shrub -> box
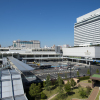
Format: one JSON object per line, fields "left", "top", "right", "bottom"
{"left": 86, "top": 86, "right": 91, "bottom": 92}
{"left": 86, "top": 86, "right": 92, "bottom": 96}
{"left": 57, "top": 93, "right": 68, "bottom": 100}
{"left": 88, "top": 79, "right": 91, "bottom": 83}
{"left": 41, "top": 92, "right": 46, "bottom": 99}
{"left": 78, "top": 76, "right": 90, "bottom": 81}
{"left": 79, "top": 88, "right": 86, "bottom": 98}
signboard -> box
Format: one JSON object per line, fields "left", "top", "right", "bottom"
{"left": 84, "top": 50, "right": 91, "bottom": 55}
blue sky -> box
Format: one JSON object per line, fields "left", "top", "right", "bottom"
{"left": 0, "top": 0, "right": 100, "bottom": 47}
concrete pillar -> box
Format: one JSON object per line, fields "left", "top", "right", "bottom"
{"left": 34, "top": 55, "right": 35, "bottom": 62}
{"left": 25, "top": 60, "right": 27, "bottom": 64}
{"left": 48, "top": 55, "right": 49, "bottom": 58}
{"left": 89, "top": 62, "right": 90, "bottom": 66}
{"left": 2, "top": 54, "right": 3, "bottom": 59}
{"left": 17, "top": 54, "right": 20, "bottom": 59}
{"left": 12, "top": 53, "right": 13, "bottom": 57}
{"left": 41, "top": 55, "right": 42, "bottom": 62}
{"left": 86, "top": 58, "right": 87, "bottom": 64}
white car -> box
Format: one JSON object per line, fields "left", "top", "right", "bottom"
{"left": 68, "top": 67, "right": 74, "bottom": 70}
{"left": 59, "top": 68, "right": 64, "bottom": 71}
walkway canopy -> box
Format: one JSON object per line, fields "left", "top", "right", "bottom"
{"left": 8, "top": 57, "right": 34, "bottom": 72}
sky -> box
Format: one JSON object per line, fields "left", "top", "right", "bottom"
{"left": 0, "top": 0, "right": 100, "bottom": 47}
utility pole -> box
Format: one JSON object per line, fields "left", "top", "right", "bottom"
{"left": 69, "top": 62, "right": 71, "bottom": 79}
{"left": 89, "top": 62, "right": 91, "bottom": 76}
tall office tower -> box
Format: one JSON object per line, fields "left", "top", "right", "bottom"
{"left": 13, "top": 40, "right": 40, "bottom": 48}
{"left": 74, "top": 8, "right": 100, "bottom": 46}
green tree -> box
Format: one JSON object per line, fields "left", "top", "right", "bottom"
{"left": 86, "top": 86, "right": 91, "bottom": 96}
{"left": 70, "top": 78, "right": 76, "bottom": 89}
{"left": 57, "top": 74, "right": 64, "bottom": 98}
{"left": 41, "top": 92, "right": 46, "bottom": 99}
{"left": 45, "top": 74, "right": 51, "bottom": 91}
{"left": 43, "top": 81, "right": 46, "bottom": 87}
{"left": 79, "top": 88, "right": 86, "bottom": 98}
{"left": 77, "top": 71, "right": 79, "bottom": 77}
{"left": 87, "top": 69, "right": 90, "bottom": 76}
{"left": 96, "top": 69, "right": 99, "bottom": 74}
{"left": 64, "top": 80, "right": 71, "bottom": 94}
{"left": 65, "top": 74, "right": 67, "bottom": 80}
{"left": 29, "top": 83, "right": 40, "bottom": 99}
{"left": 38, "top": 83, "right": 41, "bottom": 92}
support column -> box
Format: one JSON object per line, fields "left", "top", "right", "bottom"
{"left": 25, "top": 55, "right": 27, "bottom": 63}
{"left": 48, "top": 55, "right": 49, "bottom": 61}
{"left": 86, "top": 58, "right": 87, "bottom": 64}
{"left": 17, "top": 54, "right": 20, "bottom": 59}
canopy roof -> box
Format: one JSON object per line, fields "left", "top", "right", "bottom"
{"left": 8, "top": 57, "right": 34, "bottom": 72}
{"left": 90, "top": 74, "right": 100, "bottom": 80}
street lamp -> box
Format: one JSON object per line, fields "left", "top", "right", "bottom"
{"left": 89, "top": 61, "right": 91, "bottom": 76}
{"left": 68, "top": 61, "right": 71, "bottom": 79}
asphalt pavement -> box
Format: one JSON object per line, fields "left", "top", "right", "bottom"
{"left": 32, "top": 61, "right": 100, "bottom": 81}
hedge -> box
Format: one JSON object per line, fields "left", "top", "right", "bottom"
{"left": 78, "top": 76, "right": 90, "bottom": 81}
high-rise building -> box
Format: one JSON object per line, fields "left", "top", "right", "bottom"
{"left": 13, "top": 40, "right": 40, "bottom": 48}
{"left": 74, "top": 8, "right": 100, "bottom": 46}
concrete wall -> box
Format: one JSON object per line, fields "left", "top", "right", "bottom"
{"left": 95, "top": 47, "right": 100, "bottom": 58}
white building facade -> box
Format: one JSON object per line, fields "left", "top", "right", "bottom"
{"left": 74, "top": 8, "right": 100, "bottom": 46}
{"left": 62, "top": 47, "right": 100, "bottom": 60}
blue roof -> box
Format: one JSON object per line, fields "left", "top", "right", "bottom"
{"left": 8, "top": 57, "right": 34, "bottom": 72}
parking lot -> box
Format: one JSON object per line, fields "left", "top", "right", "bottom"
{"left": 31, "top": 61, "right": 100, "bottom": 81}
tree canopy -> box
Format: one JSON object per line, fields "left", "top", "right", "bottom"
{"left": 45, "top": 74, "right": 51, "bottom": 91}
{"left": 64, "top": 80, "right": 71, "bottom": 94}
{"left": 29, "top": 83, "right": 40, "bottom": 98}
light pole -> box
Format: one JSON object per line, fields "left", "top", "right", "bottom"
{"left": 68, "top": 62, "right": 71, "bottom": 79}
{"left": 89, "top": 61, "right": 91, "bottom": 76}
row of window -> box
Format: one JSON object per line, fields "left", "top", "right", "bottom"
{"left": 74, "top": 33, "right": 100, "bottom": 36}
{"left": 75, "top": 27, "right": 99, "bottom": 31}
{"left": 74, "top": 28, "right": 100, "bottom": 32}
{"left": 75, "top": 16, "right": 100, "bottom": 26}
{"left": 74, "top": 32, "right": 100, "bottom": 35}
{"left": 75, "top": 23, "right": 100, "bottom": 29}
{"left": 76, "top": 21, "right": 100, "bottom": 26}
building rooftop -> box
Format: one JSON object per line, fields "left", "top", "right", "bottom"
{"left": 0, "top": 69, "right": 27, "bottom": 100}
